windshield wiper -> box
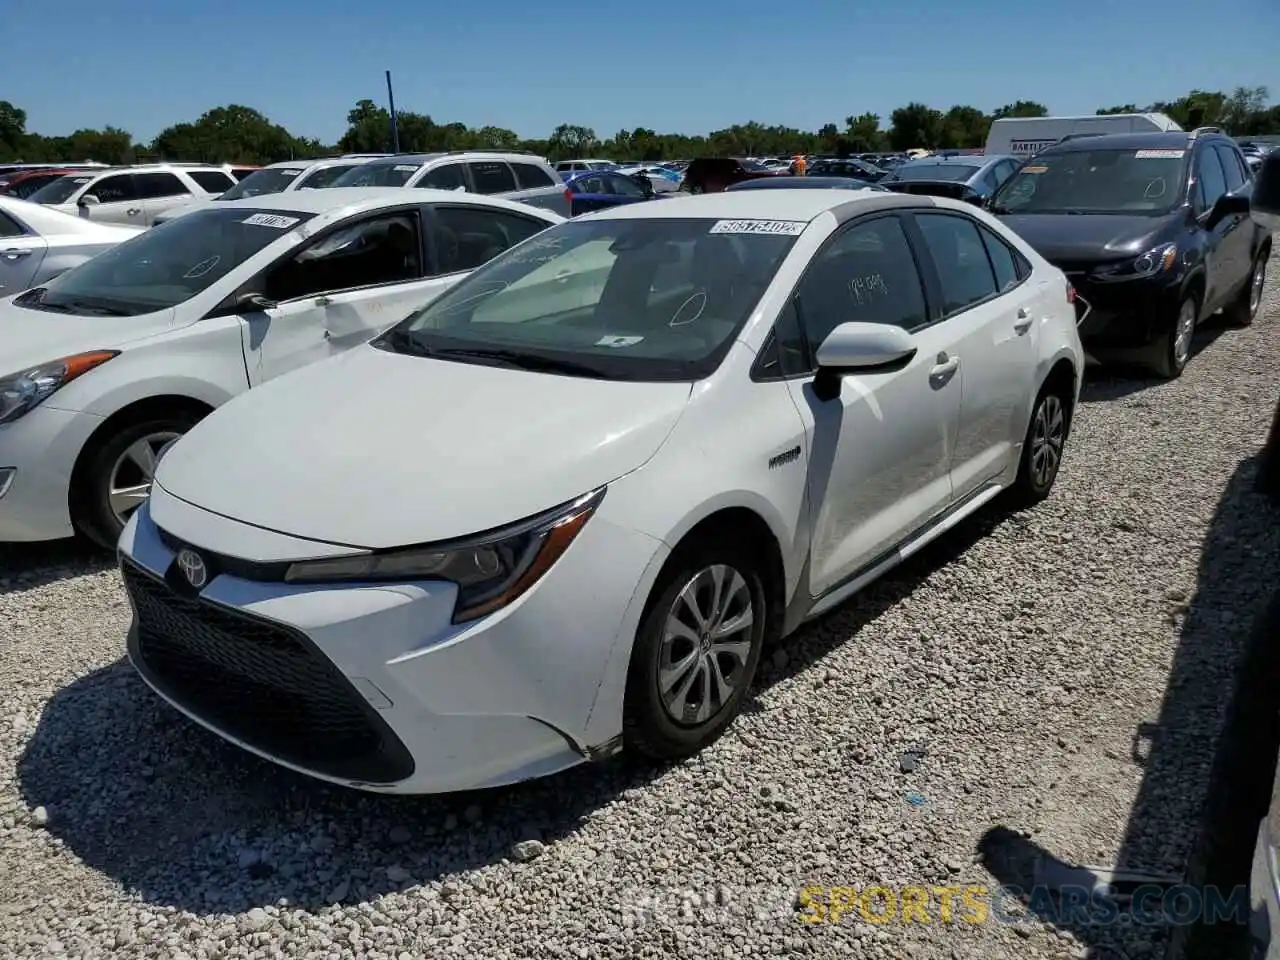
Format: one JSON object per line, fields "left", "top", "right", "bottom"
{"left": 63, "top": 300, "right": 132, "bottom": 316}
{"left": 431, "top": 347, "right": 610, "bottom": 378}
{"left": 373, "top": 327, "right": 433, "bottom": 357}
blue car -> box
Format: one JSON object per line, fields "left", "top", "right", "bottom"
{"left": 879, "top": 153, "right": 1023, "bottom": 205}
{"left": 563, "top": 170, "right": 660, "bottom": 216}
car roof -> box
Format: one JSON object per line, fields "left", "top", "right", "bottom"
{"left": 576, "top": 189, "right": 922, "bottom": 222}
{"left": 203, "top": 186, "right": 566, "bottom": 220}
{"left": 1040, "top": 131, "right": 1195, "bottom": 153}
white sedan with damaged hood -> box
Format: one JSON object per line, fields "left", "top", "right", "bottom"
{"left": 0, "top": 187, "right": 562, "bottom": 547}
{"left": 119, "top": 189, "right": 1083, "bottom": 794}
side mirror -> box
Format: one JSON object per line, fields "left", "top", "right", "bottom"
{"left": 634, "top": 175, "right": 655, "bottom": 197}
{"left": 1215, "top": 191, "right": 1250, "bottom": 218}
{"left": 1251, "top": 151, "right": 1280, "bottom": 232}
{"left": 815, "top": 322, "right": 917, "bottom": 372}
{"left": 232, "top": 291, "right": 278, "bottom": 312}
{"left": 78, "top": 194, "right": 100, "bottom": 207}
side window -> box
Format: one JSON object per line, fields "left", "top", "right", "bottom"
{"left": 133, "top": 173, "right": 190, "bottom": 200}
{"left": 610, "top": 175, "right": 647, "bottom": 198}
{"left": 1214, "top": 145, "right": 1246, "bottom": 193}
{"left": 996, "top": 159, "right": 1020, "bottom": 182}
{"left": 1195, "top": 148, "right": 1227, "bottom": 212}
{"left": 510, "top": 163, "right": 556, "bottom": 189}
{"left": 1012, "top": 247, "right": 1032, "bottom": 281}
{"left": 418, "top": 163, "right": 467, "bottom": 191}
{"left": 188, "top": 170, "right": 236, "bottom": 193}
{"left": 978, "top": 225, "right": 1020, "bottom": 292}
{"left": 914, "top": 213, "right": 998, "bottom": 315}
{"left": 0, "top": 210, "right": 24, "bottom": 237}
{"left": 753, "top": 300, "right": 812, "bottom": 379}
{"left": 298, "top": 164, "right": 356, "bottom": 189}
{"left": 433, "top": 206, "right": 548, "bottom": 274}
{"left": 578, "top": 175, "right": 609, "bottom": 195}
{"left": 91, "top": 174, "right": 137, "bottom": 203}
{"left": 263, "top": 213, "right": 422, "bottom": 301}
{"left": 977, "top": 168, "right": 999, "bottom": 194}
{"left": 467, "top": 161, "right": 517, "bottom": 194}
{"left": 794, "top": 215, "right": 928, "bottom": 348}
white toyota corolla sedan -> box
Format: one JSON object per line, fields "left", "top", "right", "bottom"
{"left": 119, "top": 190, "right": 1084, "bottom": 794}
{"left": 0, "top": 188, "right": 562, "bottom": 548}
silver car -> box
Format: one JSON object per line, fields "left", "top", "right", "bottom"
{"left": 880, "top": 154, "right": 1024, "bottom": 204}
{"left": 0, "top": 195, "right": 140, "bottom": 298}
{"left": 332, "top": 152, "right": 572, "bottom": 217}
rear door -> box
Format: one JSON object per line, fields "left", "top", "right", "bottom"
{"left": 906, "top": 210, "right": 1037, "bottom": 497}
{"left": 0, "top": 208, "right": 46, "bottom": 295}
{"left": 132, "top": 172, "right": 195, "bottom": 225}
{"left": 241, "top": 207, "right": 434, "bottom": 384}
{"left": 507, "top": 160, "right": 570, "bottom": 216}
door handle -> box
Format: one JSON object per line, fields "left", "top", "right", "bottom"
{"left": 314, "top": 295, "right": 333, "bottom": 307}
{"left": 127, "top": 208, "right": 140, "bottom": 216}
{"left": 2, "top": 248, "right": 32, "bottom": 260}
{"left": 1013, "top": 307, "right": 1033, "bottom": 334}
{"left": 930, "top": 352, "right": 960, "bottom": 379}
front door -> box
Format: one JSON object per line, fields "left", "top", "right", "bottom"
{"left": 907, "top": 210, "right": 1037, "bottom": 496}
{"left": 783, "top": 213, "right": 962, "bottom": 597}
{"left": 0, "top": 209, "right": 46, "bottom": 295}
{"left": 81, "top": 173, "right": 146, "bottom": 226}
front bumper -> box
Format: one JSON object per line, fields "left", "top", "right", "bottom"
{"left": 0, "top": 405, "right": 103, "bottom": 542}
{"left": 1063, "top": 270, "right": 1183, "bottom": 349}
{"left": 118, "top": 492, "right": 665, "bottom": 794}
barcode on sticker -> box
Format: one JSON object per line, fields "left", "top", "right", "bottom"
{"left": 1135, "top": 150, "right": 1184, "bottom": 159}
{"left": 394, "top": 164, "right": 419, "bottom": 172}
{"left": 709, "top": 219, "right": 806, "bottom": 236}
{"left": 241, "top": 213, "right": 300, "bottom": 229}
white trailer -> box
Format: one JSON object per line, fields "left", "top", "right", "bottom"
{"left": 984, "top": 113, "right": 1182, "bottom": 157}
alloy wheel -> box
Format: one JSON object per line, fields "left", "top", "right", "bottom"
{"left": 1030, "top": 394, "right": 1066, "bottom": 489}
{"left": 657, "top": 564, "right": 755, "bottom": 726}
{"left": 1250, "top": 257, "right": 1268, "bottom": 319}
{"left": 1173, "top": 298, "right": 1196, "bottom": 368}
{"left": 107, "top": 431, "right": 181, "bottom": 527}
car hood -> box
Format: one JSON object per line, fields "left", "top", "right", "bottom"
{"left": 997, "top": 213, "right": 1178, "bottom": 265}
{"left": 154, "top": 344, "right": 694, "bottom": 549}
{"left": 0, "top": 300, "right": 175, "bottom": 375}
{"left": 155, "top": 200, "right": 213, "bottom": 222}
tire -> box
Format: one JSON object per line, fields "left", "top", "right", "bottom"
{"left": 1146, "top": 294, "right": 1198, "bottom": 380}
{"left": 1225, "top": 248, "right": 1269, "bottom": 328}
{"left": 73, "top": 411, "right": 203, "bottom": 550}
{"left": 623, "top": 543, "right": 768, "bottom": 761}
{"left": 1010, "top": 381, "right": 1071, "bottom": 507}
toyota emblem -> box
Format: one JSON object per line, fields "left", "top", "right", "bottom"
{"left": 175, "top": 549, "right": 208, "bottom": 589}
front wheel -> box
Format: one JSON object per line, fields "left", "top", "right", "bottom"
{"left": 624, "top": 546, "right": 767, "bottom": 761}
{"left": 1147, "top": 295, "right": 1197, "bottom": 380}
{"left": 73, "top": 413, "right": 201, "bottom": 550}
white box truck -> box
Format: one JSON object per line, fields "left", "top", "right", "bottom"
{"left": 985, "top": 113, "right": 1183, "bottom": 157}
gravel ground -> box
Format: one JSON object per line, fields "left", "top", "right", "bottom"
{"left": 1, "top": 252, "right": 1278, "bottom": 960}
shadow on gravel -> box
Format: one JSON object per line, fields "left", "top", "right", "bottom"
{"left": 1077, "top": 324, "right": 1231, "bottom": 405}
{"left": 14, "top": 489, "right": 1031, "bottom": 916}
{"left": 977, "top": 455, "right": 1280, "bottom": 960}
{"left": 0, "top": 538, "right": 111, "bottom": 595}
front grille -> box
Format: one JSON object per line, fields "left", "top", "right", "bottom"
{"left": 123, "top": 558, "right": 414, "bottom": 784}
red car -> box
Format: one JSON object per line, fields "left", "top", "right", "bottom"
{"left": 0, "top": 166, "right": 100, "bottom": 199}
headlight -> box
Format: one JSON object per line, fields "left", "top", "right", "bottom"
{"left": 1093, "top": 242, "right": 1179, "bottom": 282}
{"left": 0, "top": 351, "right": 119, "bottom": 425}
{"left": 283, "top": 487, "right": 606, "bottom": 623}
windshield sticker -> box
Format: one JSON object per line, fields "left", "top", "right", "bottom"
{"left": 595, "top": 335, "right": 645, "bottom": 348}
{"left": 1020, "top": 165, "right": 1048, "bottom": 174}
{"left": 281, "top": 169, "right": 303, "bottom": 176}
{"left": 1135, "top": 149, "right": 1185, "bottom": 160}
{"left": 72, "top": 177, "right": 94, "bottom": 184}
{"left": 394, "top": 164, "right": 419, "bottom": 172}
{"left": 709, "top": 219, "right": 806, "bottom": 236}
{"left": 241, "top": 213, "right": 301, "bottom": 229}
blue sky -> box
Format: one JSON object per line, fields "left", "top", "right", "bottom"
{"left": 5, "top": 0, "right": 1278, "bottom": 144}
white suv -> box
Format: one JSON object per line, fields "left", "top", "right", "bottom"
{"left": 152, "top": 156, "right": 390, "bottom": 226}
{"left": 332, "top": 152, "right": 571, "bottom": 217}
{"left": 25, "top": 164, "right": 240, "bottom": 226}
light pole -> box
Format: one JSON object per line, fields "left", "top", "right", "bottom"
{"left": 385, "top": 70, "right": 401, "bottom": 154}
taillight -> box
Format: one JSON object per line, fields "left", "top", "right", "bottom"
{"left": 1065, "top": 280, "right": 1076, "bottom": 304}
{"left": 564, "top": 187, "right": 573, "bottom": 207}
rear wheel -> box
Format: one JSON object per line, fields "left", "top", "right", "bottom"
{"left": 73, "top": 412, "right": 202, "bottom": 550}
{"left": 1147, "top": 295, "right": 1197, "bottom": 380}
{"left": 624, "top": 544, "right": 767, "bottom": 761}
{"left": 1010, "top": 381, "right": 1071, "bottom": 506}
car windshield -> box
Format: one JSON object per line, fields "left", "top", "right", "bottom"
{"left": 739, "top": 159, "right": 768, "bottom": 171}
{"left": 382, "top": 217, "right": 801, "bottom": 381}
{"left": 992, "top": 148, "right": 1188, "bottom": 215}
{"left": 13, "top": 206, "right": 317, "bottom": 317}
{"left": 218, "top": 166, "right": 306, "bottom": 200}
{"left": 331, "top": 162, "right": 421, "bottom": 187}
{"left": 887, "top": 163, "right": 978, "bottom": 183}
{"left": 27, "top": 174, "right": 97, "bottom": 205}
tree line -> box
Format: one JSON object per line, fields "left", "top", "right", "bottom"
{"left": 1, "top": 87, "right": 1277, "bottom": 168}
